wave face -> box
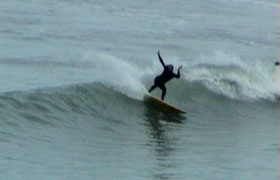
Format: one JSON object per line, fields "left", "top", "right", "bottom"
{"left": 0, "top": 83, "right": 142, "bottom": 126}
{"left": 0, "top": 50, "right": 279, "bottom": 132}
{"left": 0, "top": 77, "right": 278, "bottom": 126}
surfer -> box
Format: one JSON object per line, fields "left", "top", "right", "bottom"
{"left": 148, "top": 51, "right": 183, "bottom": 100}
{"left": 275, "top": 61, "right": 279, "bottom": 66}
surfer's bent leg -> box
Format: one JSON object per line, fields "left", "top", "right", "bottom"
{"left": 149, "top": 85, "right": 157, "bottom": 93}
{"left": 149, "top": 77, "right": 160, "bottom": 93}
{"left": 159, "top": 84, "right": 166, "bottom": 100}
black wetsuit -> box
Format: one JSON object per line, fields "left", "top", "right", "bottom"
{"left": 149, "top": 53, "right": 180, "bottom": 100}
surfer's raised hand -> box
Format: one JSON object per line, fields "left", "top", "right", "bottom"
{"left": 178, "top": 65, "right": 183, "bottom": 70}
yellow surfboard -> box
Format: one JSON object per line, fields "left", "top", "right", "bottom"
{"left": 143, "top": 94, "right": 186, "bottom": 114}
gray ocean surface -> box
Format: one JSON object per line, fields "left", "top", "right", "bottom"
{"left": 0, "top": 0, "right": 279, "bottom": 179}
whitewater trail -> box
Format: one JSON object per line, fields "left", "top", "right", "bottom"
{"left": 82, "top": 50, "right": 279, "bottom": 101}
{"left": 185, "top": 51, "right": 279, "bottom": 100}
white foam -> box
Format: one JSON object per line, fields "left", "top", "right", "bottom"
{"left": 81, "top": 50, "right": 279, "bottom": 101}
{"left": 186, "top": 51, "right": 279, "bottom": 100}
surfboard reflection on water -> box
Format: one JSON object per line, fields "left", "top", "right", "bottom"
{"left": 143, "top": 97, "right": 187, "bottom": 145}
{"left": 142, "top": 100, "right": 186, "bottom": 180}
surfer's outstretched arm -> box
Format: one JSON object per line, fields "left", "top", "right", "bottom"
{"left": 158, "top": 51, "right": 165, "bottom": 67}
{"left": 174, "top": 66, "right": 183, "bottom": 78}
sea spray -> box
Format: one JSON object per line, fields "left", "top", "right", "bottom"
{"left": 186, "top": 51, "right": 278, "bottom": 100}
{"left": 83, "top": 51, "right": 149, "bottom": 99}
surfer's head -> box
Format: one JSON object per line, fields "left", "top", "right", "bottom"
{"left": 167, "top": 64, "right": 174, "bottom": 71}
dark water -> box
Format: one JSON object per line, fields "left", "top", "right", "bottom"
{"left": 0, "top": 82, "right": 278, "bottom": 180}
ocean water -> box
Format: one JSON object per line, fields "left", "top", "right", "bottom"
{"left": 0, "top": 0, "right": 279, "bottom": 179}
